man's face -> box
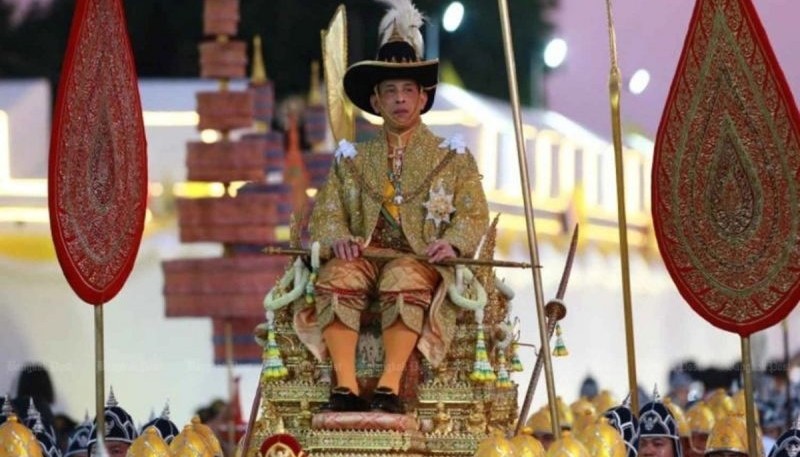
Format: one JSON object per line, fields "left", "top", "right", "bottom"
{"left": 638, "top": 436, "right": 675, "bottom": 457}
{"left": 370, "top": 79, "right": 427, "bottom": 130}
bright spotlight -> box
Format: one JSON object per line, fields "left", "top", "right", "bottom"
{"left": 442, "top": 2, "right": 465, "bottom": 32}
{"left": 543, "top": 38, "right": 567, "bottom": 69}
{"left": 628, "top": 69, "right": 651, "bottom": 94}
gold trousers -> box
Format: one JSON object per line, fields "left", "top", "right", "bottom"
{"left": 314, "top": 251, "right": 441, "bottom": 334}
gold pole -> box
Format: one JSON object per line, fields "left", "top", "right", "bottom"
{"left": 497, "top": 0, "right": 560, "bottom": 434}
{"left": 741, "top": 337, "right": 759, "bottom": 457}
{"left": 225, "top": 319, "right": 236, "bottom": 450}
{"left": 604, "top": 0, "right": 639, "bottom": 412}
{"left": 94, "top": 305, "right": 105, "bottom": 441}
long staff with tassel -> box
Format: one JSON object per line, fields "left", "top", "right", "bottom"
{"left": 604, "top": 0, "right": 639, "bottom": 413}
{"left": 496, "top": 0, "right": 560, "bottom": 435}
{"left": 514, "top": 225, "right": 578, "bottom": 436}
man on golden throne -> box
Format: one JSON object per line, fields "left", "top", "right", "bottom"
{"left": 293, "top": 0, "right": 489, "bottom": 415}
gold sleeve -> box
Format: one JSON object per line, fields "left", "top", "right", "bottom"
{"left": 309, "top": 159, "right": 352, "bottom": 255}
{"left": 440, "top": 149, "right": 489, "bottom": 257}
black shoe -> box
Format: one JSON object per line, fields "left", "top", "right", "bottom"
{"left": 323, "top": 387, "right": 370, "bottom": 412}
{"left": 370, "top": 386, "right": 406, "bottom": 414}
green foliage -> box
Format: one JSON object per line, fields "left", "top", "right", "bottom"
{"left": 0, "top": 0, "right": 556, "bottom": 106}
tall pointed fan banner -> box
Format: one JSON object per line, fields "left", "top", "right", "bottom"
{"left": 48, "top": 0, "right": 147, "bottom": 305}
{"left": 652, "top": 0, "right": 800, "bottom": 336}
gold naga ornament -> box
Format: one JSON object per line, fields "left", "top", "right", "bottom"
{"left": 0, "top": 415, "right": 43, "bottom": 457}
{"left": 127, "top": 426, "right": 172, "bottom": 457}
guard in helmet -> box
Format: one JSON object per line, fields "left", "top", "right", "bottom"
{"left": 685, "top": 401, "right": 715, "bottom": 457}
{"left": 637, "top": 389, "right": 683, "bottom": 457}
{"left": 768, "top": 418, "right": 800, "bottom": 457}
{"left": 525, "top": 397, "right": 573, "bottom": 450}
{"left": 86, "top": 388, "right": 137, "bottom": 457}
{"left": 64, "top": 413, "right": 92, "bottom": 457}
{"left": 665, "top": 397, "right": 691, "bottom": 457}
{"left": 139, "top": 402, "right": 179, "bottom": 444}
{"left": 603, "top": 395, "right": 639, "bottom": 457}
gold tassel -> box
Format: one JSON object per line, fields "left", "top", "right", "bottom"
{"left": 552, "top": 323, "right": 569, "bottom": 357}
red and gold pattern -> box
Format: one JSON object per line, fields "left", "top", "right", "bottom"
{"left": 48, "top": 0, "right": 147, "bottom": 305}
{"left": 653, "top": 0, "right": 800, "bottom": 335}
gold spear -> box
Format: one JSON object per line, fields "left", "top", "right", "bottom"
{"left": 497, "top": 0, "right": 561, "bottom": 435}
{"left": 604, "top": 0, "right": 639, "bottom": 412}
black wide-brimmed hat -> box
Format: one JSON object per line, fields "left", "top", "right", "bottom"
{"left": 343, "top": 0, "right": 438, "bottom": 115}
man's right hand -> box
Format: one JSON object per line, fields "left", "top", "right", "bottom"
{"left": 332, "top": 238, "right": 362, "bottom": 261}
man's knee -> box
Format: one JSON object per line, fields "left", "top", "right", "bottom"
{"left": 315, "top": 257, "right": 377, "bottom": 332}
{"left": 378, "top": 256, "right": 440, "bottom": 295}
{"left": 379, "top": 295, "right": 426, "bottom": 334}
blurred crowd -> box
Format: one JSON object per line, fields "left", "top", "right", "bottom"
{"left": 0, "top": 363, "right": 238, "bottom": 457}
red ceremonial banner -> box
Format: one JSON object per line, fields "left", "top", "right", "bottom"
{"left": 48, "top": 0, "right": 147, "bottom": 305}
{"left": 653, "top": 0, "right": 800, "bottom": 336}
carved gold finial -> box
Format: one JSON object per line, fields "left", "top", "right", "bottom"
{"left": 308, "top": 60, "right": 323, "bottom": 106}
{"left": 251, "top": 35, "right": 268, "bottom": 84}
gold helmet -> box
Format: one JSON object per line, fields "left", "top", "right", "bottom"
{"left": 570, "top": 398, "right": 597, "bottom": 435}
{"left": 169, "top": 425, "right": 214, "bottom": 457}
{"left": 592, "top": 391, "right": 617, "bottom": 415}
{"left": 558, "top": 398, "right": 574, "bottom": 430}
{"left": 704, "top": 414, "right": 763, "bottom": 456}
{"left": 511, "top": 433, "right": 546, "bottom": 457}
{"left": 0, "top": 413, "right": 42, "bottom": 457}
{"left": 545, "top": 432, "right": 590, "bottom": 457}
{"left": 127, "top": 426, "right": 171, "bottom": 457}
{"left": 704, "top": 388, "right": 734, "bottom": 421}
{"left": 475, "top": 431, "right": 518, "bottom": 457}
{"left": 189, "top": 416, "right": 223, "bottom": 457}
{"left": 729, "top": 389, "right": 758, "bottom": 424}
{"left": 580, "top": 418, "right": 626, "bottom": 457}
{"left": 526, "top": 401, "right": 572, "bottom": 435}
{"left": 0, "top": 415, "right": 43, "bottom": 457}
{"left": 686, "top": 401, "right": 715, "bottom": 435}
{"left": 663, "top": 397, "right": 690, "bottom": 438}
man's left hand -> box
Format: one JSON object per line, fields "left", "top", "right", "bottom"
{"left": 426, "top": 239, "right": 457, "bottom": 264}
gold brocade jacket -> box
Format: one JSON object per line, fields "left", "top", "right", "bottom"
{"left": 310, "top": 124, "right": 489, "bottom": 257}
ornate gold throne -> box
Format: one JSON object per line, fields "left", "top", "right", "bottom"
{"left": 249, "top": 221, "right": 521, "bottom": 457}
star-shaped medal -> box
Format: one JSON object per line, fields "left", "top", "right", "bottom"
{"left": 423, "top": 180, "right": 456, "bottom": 229}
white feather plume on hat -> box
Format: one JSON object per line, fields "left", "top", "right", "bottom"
{"left": 377, "top": 0, "right": 425, "bottom": 59}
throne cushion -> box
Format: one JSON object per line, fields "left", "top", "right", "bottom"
{"left": 312, "top": 411, "right": 420, "bottom": 431}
